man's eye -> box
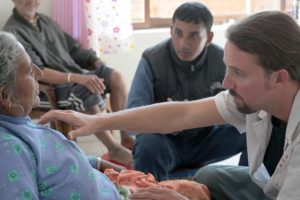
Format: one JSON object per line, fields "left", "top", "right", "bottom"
{"left": 226, "top": 67, "right": 244, "bottom": 77}
{"left": 233, "top": 69, "right": 244, "bottom": 76}
{"left": 190, "top": 33, "right": 198, "bottom": 38}
{"left": 175, "top": 30, "right": 182, "bottom": 36}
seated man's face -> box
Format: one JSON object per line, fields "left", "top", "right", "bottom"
{"left": 171, "top": 19, "right": 213, "bottom": 62}
{"left": 13, "top": 0, "right": 40, "bottom": 21}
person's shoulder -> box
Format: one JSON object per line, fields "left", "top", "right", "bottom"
{"left": 0, "top": 130, "right": 25, "bottom": 145}
{"left": 208, "top": 43, "right": 224, "bottom": 53}
{"left": 143, "top": 38, "right": 171, "bottom": 57}
{"left": 3, "top": 14, "right": 18, "bottom": 30}
{"left": 37, "top": 13, "right": 56, "bottom": 24}
{"left": 207, "top": 43, "right": 225, "bottom": 58}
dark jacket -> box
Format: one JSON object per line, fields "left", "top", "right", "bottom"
{"left": 142, "top": 38, "right": 226, "bottom": 103}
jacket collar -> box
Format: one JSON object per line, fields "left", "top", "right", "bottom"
{"left": 12, "top": 8, "right": 39, "bottom": 29}
{"left": 170, "top": 40, "right": 208, "bottom": 73}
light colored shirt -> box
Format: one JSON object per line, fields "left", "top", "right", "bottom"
{"left": 214, "top": 90, "right": 300, "bottom": 200}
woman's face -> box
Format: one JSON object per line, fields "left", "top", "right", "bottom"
{"left": 13, "top": 46, "right": 43, "bottom": 116}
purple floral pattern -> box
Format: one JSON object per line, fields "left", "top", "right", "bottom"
{"left": 84, "top": 0, "right": 135, "bottom": 54}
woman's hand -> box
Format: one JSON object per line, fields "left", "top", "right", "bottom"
{"left": 129, "top": 187, "right": 188, "bottom": 200}
{"left": 38, "top": 110, "right": 100, "bottom": 139}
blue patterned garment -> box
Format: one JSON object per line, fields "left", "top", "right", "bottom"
{"left": 0, "top": 114, "right": 119, "bottom": 200}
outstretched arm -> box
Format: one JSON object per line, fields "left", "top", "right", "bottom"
{"left": 39, "top": 97, "right": 225, "bottom": 139}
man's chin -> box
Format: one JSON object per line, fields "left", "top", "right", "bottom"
{"left": 236, "top": 104, "right": 255, "bottom": 114}
{"left": 233, "top": 97, "right": 255, "bottom": 114}
{"left": 178, "top": 53, "right": 194, "bottom": 62}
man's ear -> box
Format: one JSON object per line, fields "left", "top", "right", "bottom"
{"left": 270, "top": 69, "right": 290, "bottom": 86}
{"left": 206, "top": 31, "right": 214, "bottom": 46}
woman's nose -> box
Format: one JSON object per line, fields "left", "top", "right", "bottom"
{"left": 33, "top": 64, "right": 43, "bottom": 80}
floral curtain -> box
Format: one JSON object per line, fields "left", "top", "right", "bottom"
{"left": 52, "top": 0, "right": 134, "bottom": 54}
{"left": 52, "top": 0, "right": 88, "bottom": 47}
{"left": 84, "top": 0, "right": 135, "bottom": 54}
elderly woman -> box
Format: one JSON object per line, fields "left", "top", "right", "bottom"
{"left": 0, "top": 32, "right": 119, "bottom": 199}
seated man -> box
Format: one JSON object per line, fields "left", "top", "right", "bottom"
{"left": 3, "top": 0, "right": 134, "bottom": 165}
{"left": 0, "top": 31, "right": 120, "bottom": 199}
{"left": 128, "top": 2, "right": 247, "bottom": 180}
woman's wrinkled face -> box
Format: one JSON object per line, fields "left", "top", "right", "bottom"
{"left": 13, "top": 0, "right": 40, "bottom": 21}
{"left": 14, "top": 46, "right": 43, "bottom": 116}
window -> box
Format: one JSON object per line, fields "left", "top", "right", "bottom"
{"left": 131, "top": 0, "right": 294, "bottom": 29}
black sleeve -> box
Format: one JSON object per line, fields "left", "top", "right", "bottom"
{"left": 64, "top": 32, "right": 98, "bottom": 70}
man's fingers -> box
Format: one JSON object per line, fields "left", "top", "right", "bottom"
{"left": 38, "top": 110, "right": 74, "bottom": 125}
{"left": 94, "top": 77, "right": 105, "bottom": 94}
{"left": 38, "top": 110, "right": 60, "bottom": 124}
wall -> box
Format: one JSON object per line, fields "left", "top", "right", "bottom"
{"left": 0, "top": 0, "right": 227, "bottom": 88}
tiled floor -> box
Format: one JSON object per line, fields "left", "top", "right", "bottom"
{"left": 77, "top": 134, "right": 113, "bottom": 157}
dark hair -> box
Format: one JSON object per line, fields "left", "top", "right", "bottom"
{"left": 226, "top": 11, "right": 300, "bottom": 84}
{"left": 172, "top": 2, "right": 213, "bottom": 32}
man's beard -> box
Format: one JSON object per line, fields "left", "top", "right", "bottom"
{"left": 229, "top": 89, "right": 255, "bottom": 114}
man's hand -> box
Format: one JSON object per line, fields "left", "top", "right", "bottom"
{"left": 72, "top": 73, "right": 106, "bottom": 95}
{"left": 93, "top": 58, "right": 105, "bottom": 69}
{"left": 38, "top": 110, "right": 100, "bottom": 140}
{"left": 129, "top": 187, "right": 188, "bottom": 200}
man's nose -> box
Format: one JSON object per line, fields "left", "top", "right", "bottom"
{"left": 178, "top": 37, "right": 190, "bottom": 49}
{"left": 222, "top": 73, "right": 233, "bottom": 90}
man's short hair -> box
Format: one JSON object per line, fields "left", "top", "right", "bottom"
{"left": 172, "top": 2, "right": 213, "bottom": 32}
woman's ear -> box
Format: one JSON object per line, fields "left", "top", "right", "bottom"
{"left": 0, "top": 86, "right": 10, "bottom": 108}
{"left": 0, "top": 87, "right": 6, "bottom": 100}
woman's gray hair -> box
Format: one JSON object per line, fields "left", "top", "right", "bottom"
{"left": 0, "top": 31, "right": 23, "bottom": 104}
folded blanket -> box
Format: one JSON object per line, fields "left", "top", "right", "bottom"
{"left": 104, "top": 168, "right": 211, "bottom": 200}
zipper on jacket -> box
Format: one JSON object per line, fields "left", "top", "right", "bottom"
{"left": 191, "top": 65, "right": 195, "bottom": 72}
